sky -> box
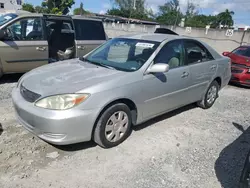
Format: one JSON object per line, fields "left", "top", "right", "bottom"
{"left": 25, "top": 0, "right": 250, "bottom": 26}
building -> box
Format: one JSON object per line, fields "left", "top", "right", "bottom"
{"left": 0, "top": 0, "right": 22, "bottom": 15}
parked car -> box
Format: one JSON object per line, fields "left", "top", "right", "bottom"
{"left": 12, "top": 34, "right": 231, "bottom": 148}
{"left": 0, "top": 13, "right": 107, "bottom": 78}
{"left": 223, "top": 46, "right": 250, "bottom": 87}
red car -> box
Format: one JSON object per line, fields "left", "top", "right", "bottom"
{"left": 223, "top": 46, "right": 250, "bottom": 87}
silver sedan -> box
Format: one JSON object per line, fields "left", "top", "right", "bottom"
{"left": 12, "top": 34, "right": 231, "bottom": 148}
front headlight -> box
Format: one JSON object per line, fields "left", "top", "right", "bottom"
{"left": 35, "top": 94, "right": 89, "bottom": 110}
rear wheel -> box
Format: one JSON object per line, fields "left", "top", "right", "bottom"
{"left": 94, "top": 103, "right": 132, "bottom": 148}
{"left": 197, "top": 80, "right": 219, "bottom": 109}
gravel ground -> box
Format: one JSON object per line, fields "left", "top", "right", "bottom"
{"left": 0, "top": 74, "right": 249, "bottom": 188}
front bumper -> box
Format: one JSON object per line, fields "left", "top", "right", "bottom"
{"left": 231, "top": 72, "right": 250, "bottom": 86}
{"left": 12, "top": 88, "right": 101, "bottom": 145}
{"left": 230, "top": 65, "right": 250, "bottom": 86}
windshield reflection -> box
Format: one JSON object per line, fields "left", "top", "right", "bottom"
{"left": 0, "top": 13, "right": 18, "bottom": 26}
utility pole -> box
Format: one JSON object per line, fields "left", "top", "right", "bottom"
{"left": 129, "top": 0, "right": 136, "bottom": 23}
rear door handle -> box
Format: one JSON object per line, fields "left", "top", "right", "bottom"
{"left": 181, "top": 72, "right": 189, "bottom": 78}
{"left": 36, "top": 47, "right": 46, "bottom": 51}
{"left": 77, "top": 46, "right": 85, "bottom": 50}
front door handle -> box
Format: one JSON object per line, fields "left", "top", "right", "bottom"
{"left": 181, "top": 72, "right": 189, "bottom": 78}
{"left": 210, "top": 65, "right": 217, "bottom": 70}
{"left": 77, "top": 46, "right": 85, "bottom": 50}
{"left": 36, "top": 47, "right": 46, "bottom": 51}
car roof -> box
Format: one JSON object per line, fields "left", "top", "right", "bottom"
{"left": 119, "top": 33, "right": 222, "bottom": 59}
{"left": 239, "top": 45, "right": 250, "bottom": 48}
{"left": 14, "top": 12, "right": 101, "bottom": 22}
{"left": 120, "top": 33, "right": 186, "bottom": 42}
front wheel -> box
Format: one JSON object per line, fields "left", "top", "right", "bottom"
{"left": 197, "top": 80, "right": 219, "bottom": 109}
{"left": 93, "top": 103, "right": 132, "bottom": 148}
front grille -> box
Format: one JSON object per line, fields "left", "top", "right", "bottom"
{"left": 231, "top": 76, "right": 239, "bottom": 82}
{"left": 231, "top": 63, "right": 249, "bottom": 69}
{"left": 231, "top": 69, "right": 244, "bottom": 74}
{"left": 20, "top": 84, "right": 41, "bottom": 103}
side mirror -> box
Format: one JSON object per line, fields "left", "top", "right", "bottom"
{"left": 222, "top": 51, "right": 230, "bottom": 56}
{"left": 0, "top": 30, "right": 6, "bottom": 40}
{"left": 147, "top": 63, "right": 169, "bottom": 73}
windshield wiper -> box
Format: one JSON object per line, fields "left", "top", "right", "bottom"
{"left": 98, "top": 63, "right": 117, "bottom": 70}
{"left": 79, "top": 57, "right": 117, "bottom": 70}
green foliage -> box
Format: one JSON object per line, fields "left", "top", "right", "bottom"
{"left": 108, "top": 0, "right": 155, "bottom": 20}
{"left": 157, "top": 10, "right": 182, "bottom": 25}
{"left": 73, "top": 2, "right": 91, "bottom": 15}
{"left": 22, "top": 3, "right": 35, "bottom": 13}
{"left": 185, "top": 9, "right": 234, "bottom": 28}
{"left": 185, "top": 15, "right": 217, "bottom": 28}
{"left": 23, "top": 0, "right": 75, "bottom": 15}
{"left": 216, "top": 9, "right": 234, "bottom": 28}
{"left": 43, "top": 0, "right": 75, "bottom": 15}
{"left": 157, "top": 0, "right": 182, "bottom": 25}
{"left": 34, "top": 6, "right": 50, "bottom": 13}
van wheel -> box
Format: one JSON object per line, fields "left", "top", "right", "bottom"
{"left": 94, "top": 103, "right": 132, "bottom": 148}
{"left": 197, "top": 80, "right": 219, "bottom": 109}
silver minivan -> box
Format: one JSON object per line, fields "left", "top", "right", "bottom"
{"left": 0, "top": 13, "right": 107, "bottom": 78}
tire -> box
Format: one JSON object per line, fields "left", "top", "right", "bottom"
{"left": 94, "top": 103, "right": 132, "bottom": 148}
{"left": 197, "top": 80, "right": 219, "bottom": 109}
{"left": 0, "top": 67, "right": 3, "bottom": 79}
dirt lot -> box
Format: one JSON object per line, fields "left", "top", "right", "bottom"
{"left": 0, "top": 74, "right": 249, "bottom": 188}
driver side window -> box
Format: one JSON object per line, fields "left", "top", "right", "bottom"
{"left": 5, "top": 18, "right": 43, "bottom": 41}
{"left": 154, "top": 40, "right": 185, "bottom": 69}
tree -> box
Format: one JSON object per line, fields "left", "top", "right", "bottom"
{"left": 73, "top": 2, "right": 91, "bottom": 15}
{"left": 22, "top": 3, "right": 35, "bottom": 13}
{"left": 156, "top": 0, "right": 183, "bottom": 26}
{"left": 185, "top": 15, "right": 217, "bottom": 28}
{"left": 159, "top": 0, "right": 179, "bottom": 13}
{"left": 185, "top": 1, "right": 197, "bottom": 18}
{"left": 34, "top": 6, "right": 49, "bottom": 13}
{"left": 42, "top": 0, "right": 75, "bottom": 15}
{"left": 216, "top": 9, "right": 234, "bottom": 28}
{"left": 108, "top": 0, "right": 151, "bottom": 20}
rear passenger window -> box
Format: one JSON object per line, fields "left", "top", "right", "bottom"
{"left": 73, "top": 19, "right": 106, "bottom": 40}
{"left": 184, "top": 40, "right": 214, "bottom": 64}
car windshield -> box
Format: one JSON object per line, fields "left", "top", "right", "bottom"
{"left": 232, "top": 47, "right": 250, "bottom": 57}
{"left": 0, "top": 13, "right": 18, "bottom": 26}
{"left": 85, "top": 38, "right": 160, "bottom": 72}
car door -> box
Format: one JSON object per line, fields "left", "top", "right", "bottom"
{"left": 183, "top": 39, "right": 217, "bottom": 102}
{"left": 141, "top": 39, "right": 192, "bottom": 119}
{"left": 0, "top": 16, "right": 48, "bottom": 73}
{"left": 73, "top": 18, "right": 107, "bottom": 57}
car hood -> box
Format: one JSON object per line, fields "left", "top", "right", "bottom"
{"left": 21, "top": 59, "right": 128, "bottom": 96}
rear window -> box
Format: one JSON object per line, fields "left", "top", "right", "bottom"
{"left": 73, "top": 19, "right": 106, "bottom": 40}
{"left": 232, "top": 47, "right": 250, "bottom": 57}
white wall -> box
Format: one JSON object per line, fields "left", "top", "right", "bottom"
{"left": 0, "top": 0, "right": 22, "bottom": 14}
{"left": 104, "top": 23, "right": 250, "bottom": 53}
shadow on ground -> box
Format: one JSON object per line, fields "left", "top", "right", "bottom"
{"left": 229, "top": 82, "right": 250, "bottom": 89}
{"left": 134, "top": 103, "right": 197, "bottom": 131}
{"left": 53, "top": 141, "right": 97, "bottom": 152}
{"left": 215, "top": 122, "right": 250, "bottom": 188}
{"left": 0, "top": 123, "right": 3, "bottom": 136}
{"left": 56, "top": 104, "right": 197, "bottom": 152}
{"left": 0, "top": 73, "right": 23, "bottom": 84}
